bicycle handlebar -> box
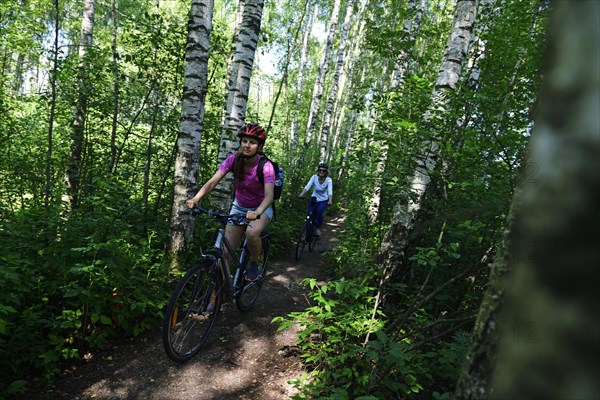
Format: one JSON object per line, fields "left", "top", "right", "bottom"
{"left": 191, "top": 206, "right": 258, "bottom": 224}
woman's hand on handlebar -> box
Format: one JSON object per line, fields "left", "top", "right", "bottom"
{"left": 245, "top": 210, "right": 261, "bottom": 220}
{"left": 185, "top": 199, "right": 196, "bottom": 209}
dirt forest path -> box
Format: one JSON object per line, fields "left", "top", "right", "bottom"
{"left": 26, "top": 213, "right": 344, "bottom": 400}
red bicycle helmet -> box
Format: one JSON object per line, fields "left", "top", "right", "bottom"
{"left": 236, "top": 123, "right": 267, "bottom": 144}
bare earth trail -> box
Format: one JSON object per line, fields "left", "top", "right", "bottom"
{"left": 26, "top": 214, "right": 343, "bottom": 400}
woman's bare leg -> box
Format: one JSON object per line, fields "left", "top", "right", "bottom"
{"left": 245, "top": 215, "right": 270, "bottom": 263}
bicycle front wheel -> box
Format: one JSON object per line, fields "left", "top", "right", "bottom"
{"left": 308, "top": 230, "right": 318, "bottom": 252}
{"left": 236, "top": 234, "right": 270, "bottom": 312}
{"left": 295, "top": 222, "right": 309, "bottom": 261}
{"left": 162, "top": 260, "right": 222, "bottom": 362}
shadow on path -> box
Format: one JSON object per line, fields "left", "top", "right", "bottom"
{"left": 24, "top": 214, "right": 344, "bottom": 400}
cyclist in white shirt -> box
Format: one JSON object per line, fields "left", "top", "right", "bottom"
{"left": 298, "top": 162, "right": 333, "bottom": 236}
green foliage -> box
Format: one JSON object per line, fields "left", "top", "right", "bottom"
{"left": 275, "top": 277, "right": 471, "bottom": 399}
{"left": 0, "top": 182, "right": 171, "bottom": 394}
{"left": 0, "top": 0, "right": 549, "bottom": 398}
{"left": 274, "top": 278, "right": 383, "bottom": 399}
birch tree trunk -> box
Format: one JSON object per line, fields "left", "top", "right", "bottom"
{"left": 337, "top": 64, "right": 367, "bottom": 184}
{"left": 379, "top": 0, "right": 478, "bottom": 281}
{"left": 109, "top": 0, "right": 119, "bottom": 173}
{"left": 168, "top": 0, "right": 214, "bottom": 265}
{"left": 45, "top": 0, "right": 60, "bottom": 211}
{"left": 457, "top": 1, "right": 600, "bottom": 398}
{"left": 290, "top": 0, "right": 314, "bottom": 152}
{"left": 65, "top": 0, "right": 96, "bottom": 209}
{"left": 329, "top": 0, "right": 369, "bottom": 166}
{"left": 368, "top": 0, "right": 425, "bottom": 221}
{"left": 143, "top": 0, "right": 161, "bottom": 220}
{"left": 303, "top": 0, "right": 341, "bottom": 146}
{"left": 212, "top": 0, "right": 264, "bottom": 211}
{"left": 267, "top": 2, "right": 308, "bottom": 133}
{"left": 220, "top": 0, "right": 244, "bottom": 127}
{"left": 318, "top": 0, "right": 354, "bottom": 162}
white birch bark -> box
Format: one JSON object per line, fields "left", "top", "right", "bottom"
{"left": 221, "top": 0, "right": 245, "bottom": 127}
{"left": 368, "top": 0, "right": 425, "bottom": 221}
{"left": 318, "top": 0, "right": 354, "bottom": 162}
{"left": 379, "top": 0, "right": 478, "bottom": 278}
{"left": 65, "top": 0, "right": 97, "bottom": 209}
{"left": 109, "top": 0, "right": 119, "bottom": 173}
{"left": 303, "top": 0, "right": 341, "bottom": 146}
{"left": 330, "top": 0, "right": 370, "bottom": 165}
{"left": 212, "top": 0, "right": 265, "bottom": 211}
{"left": 337, "top": 63, "right": 367, "bottom": 184}
{"left": 168, "top": 0, "right": 215, "bottom": 262}
{"left": 290, "top": 0, "right": 315, "bottom": 152}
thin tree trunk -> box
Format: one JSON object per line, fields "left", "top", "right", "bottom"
{"left": 143, "top": 0, "right": 161, "bottom": 221}
{"left": 212, "top": 0, "right": 265, "bottom": 212}
{"left": 109, "top": 0, "right": 120, "bottom": 173}
{"left": 318, "top": 0, "right": 354, "bottom": 162}
{"left": 330, "top": 0, "right": 369, "bottom": 166}
{"left": 221, "top": 0, "right": 244, "bottom": 127}
{"left": 290, "top": 0, "right": 314, "bottom": 153}
{"left": 168, "top": 0, "right": 215, "bottom": 265}
{"left": 65, "top": 0, "right": 97, "bottom": 210}
{"left": 303, "top": 0, "right": 341, "bottom": 146}
{"left": 368, "top": 0, "right": 425, "bottom": 222}
{"left": 45, "top": 0, "right": 60, "bottom": 211}
{"left": 337, "top": 63, "right": 367, "bottom": 185}
{"left": 267, "top": 1, "right": 308, "bottom": 133}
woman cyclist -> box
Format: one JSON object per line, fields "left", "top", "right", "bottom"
{"left": 298, "top": 162, "right": 333, "bottom": 236}
{"left": 186, "top": 123, "right": 275, "bottom": 281}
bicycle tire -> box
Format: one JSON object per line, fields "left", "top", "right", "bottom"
{"left": 236, "top": 234, "right": 270, "bottom": 311}
{"left": 162, "top": 260, "right": 222, "bottom": 362}
{"left": 308, "top": 230, "right": 318, "bottom": 252}
{"left": 295, "top": 222, "right": 309, "bottom": 261}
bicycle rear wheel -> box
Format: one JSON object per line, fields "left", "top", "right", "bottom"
{"left": 236, "top": 234, "right": 270, "bottom": 312}
{"left": 162, "top": 260, "right": 222, "bottom": 362}
{"left": 295, "top": 222, "right": 309, "bottom": 261}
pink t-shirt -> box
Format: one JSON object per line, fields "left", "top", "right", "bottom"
{"left": 220, "top": 153, "right": 275, "bottom": 208}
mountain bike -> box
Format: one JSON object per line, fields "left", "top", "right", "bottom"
{"left": 295, "top": 197, "right": 325, "bottom": 261}
{"left": 162, "top": 206, "right": 271, "bottom": 363}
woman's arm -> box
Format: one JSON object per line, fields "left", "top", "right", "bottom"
{"left": 186, "top": 169, "right": 226, "bottom": 208}
{"left": 299, "top": 175, "right": 315, "bottom": 197}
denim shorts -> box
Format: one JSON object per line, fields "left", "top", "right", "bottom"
{"left": 228, "top": 200, "right": 273, "bottom": 225}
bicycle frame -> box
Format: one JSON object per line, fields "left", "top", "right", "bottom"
{"left": 207, "top": 225, "right": 252, "bottom": 299}
{"left": 305, "top": 199, "right": 327, "bottom": 233}
{"left": 162, "top": 206, "right": 270, "bottom": 362}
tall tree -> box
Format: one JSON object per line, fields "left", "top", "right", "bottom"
{"left": 65, "top": 0, "right": 97, "bottom": 209}
{"left": 457, "top": 1, "right": 600, "bottom": 398}
{"left": 109, "top": 0, "right": 120, "bottom": 173}
{"left": 368, "top": 0, "right": 425, "bottom": 221}
{"left": 303, "top": 0, "right": 341, "bottom": 147}
{"left": 290, "top": 0, "right": 315, "bottom": 152}
{"left": 212, "top": 0, "right": 265, "bottom": 211}
{"left": 220, "top": 0, "right": 244, "bottom": 127}
{"left": 378, "top": 0, "right": 478, "bottom": 284}
{"left": 318, "top": 0, "right": 354, "bottom": 162}
{"left": 45, "top": 0, "right": 60, "bottom": 211}
{"left": 168, "top": 0, "right": 215, "bottom": 264}
{"left": 266, "top": 0, "right": 309, "bottom": 134}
